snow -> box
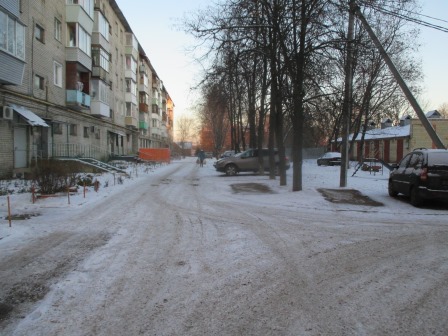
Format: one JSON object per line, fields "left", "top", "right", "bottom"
{"left": 1, "top": 158, "right": 447, "bottom": 335}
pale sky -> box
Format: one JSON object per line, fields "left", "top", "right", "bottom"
{"left": 115, "top": 0, "right": 447, "bottom": 121}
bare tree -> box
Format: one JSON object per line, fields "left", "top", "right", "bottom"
{"left": 176, "top": 115, "right": 195, "bottom": 158}
{"left": 197, "top": 82, "right": 230, "bottom": 156}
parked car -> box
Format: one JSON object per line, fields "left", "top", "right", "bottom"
{"left": 214, "top": 148, "right": 290, "bottom": 176}
{"left": 205, "top": 152, "right": 214, "bottom": 159}
{"left": 388, "top": 148, "right": 448, "bottom": 206}
{"left": 317, "top": 152, "right": 342, "bottom": 166}
{"left": 220, "top": 150, "right": 236, "bottom": 158}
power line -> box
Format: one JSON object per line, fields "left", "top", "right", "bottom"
{"left": 359, "top": 1, "right": 448, "bottom": 34}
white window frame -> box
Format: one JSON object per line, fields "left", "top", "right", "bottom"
{"left": 0, "top": 9, "right": 26, "bottom": 60}
{"left": 53, "top": 61, "right": 63, "bottom": 87}
{"left": 54, "top": 18, "right": 62, "bottom": 41}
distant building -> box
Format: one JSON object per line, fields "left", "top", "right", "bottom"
{"left": 334, "top": 111, "right": 448, "bottom": 163}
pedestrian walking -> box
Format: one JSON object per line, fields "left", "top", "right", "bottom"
{"left": 198, "top": 149, "right": 206, "bottom": 167}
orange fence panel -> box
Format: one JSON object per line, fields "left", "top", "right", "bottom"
{"left": 138, "top": 148, "right": 171, "bottom": 163}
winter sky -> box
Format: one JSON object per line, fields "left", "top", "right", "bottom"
{"left": 115, "top": 0, "right": 448, "bottom": 121}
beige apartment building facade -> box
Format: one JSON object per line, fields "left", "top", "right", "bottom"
{"left": 0, "top": 0, "right": 173, "bottom": 178}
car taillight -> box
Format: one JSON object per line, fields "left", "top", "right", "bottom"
{"left": 420, "top": 167, "right": 428, "bottom": 181}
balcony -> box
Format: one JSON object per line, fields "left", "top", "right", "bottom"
{"left": 125, "top": 92, "right": 137, "bottom": 105}
{"left": 139, "top": 83, "right": 148, "bottom": 93}
{"left": 66, "top": 47, "right": 92, "bottom": 71}
{"left": 67, "top": 90, "right": 91, "bottom": 108}
{"left": 125, "top": 33, "right": 139, "bottom": 60}
{"left": 139, "top": 103, "right": 149, "bottom": 113}
{"left": 152, "top": 97, "right": 160, "bottom": 106}
{"left": 92, "top": 66, "right": 109, "bottom": 83}
{"left": 139, "top": 121, "right": 148, "bottom": 130}
{"left": 125, "top": 116, "right": 138, "bottom": 129}
{"left": 0, "top": 51, "right": 25, "bottom": 86}
{"left": 66, "top": 4, "right": 94, "bottom": 32}
{"left": 91, "top": 100, "right": 110, "bottom": 118}
{"left": 92, "top": 32, "right": 110, "bottom": 53}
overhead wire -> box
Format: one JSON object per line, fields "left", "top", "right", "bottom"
{"left": 358, "top": 1, "right": 448, "bottom": 33}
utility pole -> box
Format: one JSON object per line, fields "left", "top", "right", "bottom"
{"left": 340, "top": 0, "right": 355, "bottom": 187}
{"left": 354, "top": 5, "right": 446, "bottom": 150}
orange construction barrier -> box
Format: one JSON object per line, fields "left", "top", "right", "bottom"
{"left": 138, "top": 148, "right": 171, "bottom": 164}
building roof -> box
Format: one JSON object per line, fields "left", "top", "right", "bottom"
{"left": 426, "top": 110, "right": 441, "bottom": 118}
{"left": 337, "top": 124, "right": 410, "bottom": 142}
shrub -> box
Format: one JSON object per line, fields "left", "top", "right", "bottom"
{"left": 32, "top": 160, "right": 83, "bottom": 194}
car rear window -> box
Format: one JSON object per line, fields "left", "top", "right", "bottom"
{"left": 428, "top": 152, "right": 448, "bottom": 166}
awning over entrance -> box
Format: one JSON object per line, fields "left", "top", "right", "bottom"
{"left": 109, "top": 130, "right": 126, "bottom": 137}
{"left": 9, "top": 104, "right": 49, "bottom": 127}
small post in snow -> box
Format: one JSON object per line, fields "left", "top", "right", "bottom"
{"left": 7, "top": 195, "right": 12, "bottom": 227}
{"left": 31, "top": 184, "right": 36, "bottom": 204}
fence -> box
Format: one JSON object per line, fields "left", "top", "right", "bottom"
{"left": 52, "top": 143, "right": 110, "bottom": 161}
{"left": 138, "top": 148, "right": 171, "bottom": 163}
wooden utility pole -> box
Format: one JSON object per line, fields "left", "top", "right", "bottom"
{"left": 354, "top": 5, "right": 446, "bottom": 150}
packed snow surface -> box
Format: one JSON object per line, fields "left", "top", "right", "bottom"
{"left": 1, "top": 158, "right": 447, "bottom": 336}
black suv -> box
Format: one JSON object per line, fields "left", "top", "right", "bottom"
{"left": 388, "top": 148, "right": 448, "bottom": 206}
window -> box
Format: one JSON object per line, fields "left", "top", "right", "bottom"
{"left": 92, "top": 80, "right": 109, "bottom": 103}
{"left": 69, "top": 124, "right": 77, "bottom": 136}
{"left": 125, "top": 56, "right": 137, "bottom": 73}
{"left": 98, "top": 11, "right": 109, "bottom": 40}
{"left": 67, "top": 23, "right": 76, "bottom": 47}
{"left": 409, "top": 153, "right": 423, "bottom": 168}
{"left": 92, "top": 47, "right": 109, "bottom": 71}
{"left": 35, "top": 24, "right": 45, "bottom": 43}
{"left": 399, "top": 154, "right": 412, "bottom": 168}
{"left": 83, "top": 126, "right": 89, "bottom": 138}
{"left": 34, "top": 74, "right": 45, "bottom": 90}
{"left": 78, "top": 25, "right": 91, "bottom": 56}
{"left": 54, "top": 18, "right": 61, "bottom": 41}
{"left": 53, "top": 123, "right": 63, "bottom": 134}
{"left": 0, "top": 9, "right": 25, "bottom": 59}
{"left": 53, "top": 61, "right": 63, "bottom": 87}
{"left": 125, "top": 79, "right": 136, "bottom": 95}
{"left": 66, "top": 23, "right": 91, "bottom": 56}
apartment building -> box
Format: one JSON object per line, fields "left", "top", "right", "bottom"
{"left": 0, "top": 0, "right": 173, "bottom": 178}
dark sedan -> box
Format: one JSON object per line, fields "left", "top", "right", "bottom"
{"left": 317, "top": 152, "right": 342, "bottom": 166}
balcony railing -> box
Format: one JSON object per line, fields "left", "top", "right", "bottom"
{"left": 139, "top": 121, "right": 148, "bottom": 130}
{"left": 52, "top": 143, "right": 110, "bottom": 161}
{"left": 66, "top": 90, "right": 91, "bottom": 108}
{"left": 125, "top": 116, "right": 138, "bottom": 128}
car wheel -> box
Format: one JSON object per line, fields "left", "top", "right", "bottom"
{"left": 388, "top": 180, "right": 398, "bottom": 197}
{"left": 225, "top": 164, "right": 237, "bottom": 176}
{"left": 410, "top": 186, "right": 422, "bottom": 207}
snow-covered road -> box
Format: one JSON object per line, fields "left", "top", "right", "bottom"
{"left": 1, "top": 158, "right": 447, "bottom": 335}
